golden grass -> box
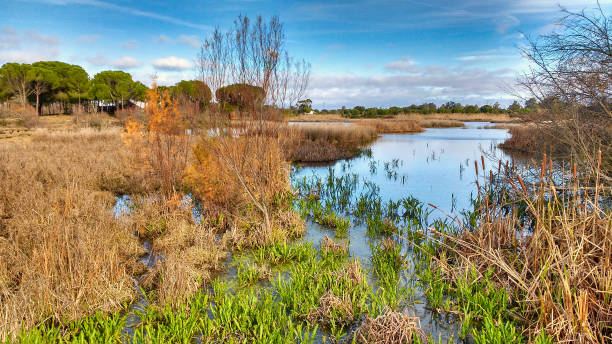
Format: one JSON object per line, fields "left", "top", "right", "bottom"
{"left": 0, "top": 128, "right": 146, "bottom": 340}
{"left": 129, "top": 198, "right": 228, "bottom": 305}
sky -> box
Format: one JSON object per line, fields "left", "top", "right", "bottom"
{"left": 1, "top": 0, "right": 610, "bottom": 108}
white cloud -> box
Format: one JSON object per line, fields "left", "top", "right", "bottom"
{"left": 0, "top": 48, "right": 60, "bottom": 64}
{"left": 77, "top": 34, "right": 100, "bottom": 44}
{"left": 308, "top": 63, "right": 518, "bottom": 108}
{"left": 25, "top": 30, "right": 60, "bottom": 45}
{"left": 121, "top": 39, "right": 138, "bottom": 49}
{"left": 112, "top": 56, "right": 140, "bottom": 69}
{"left": 494, "top": 15, "right": 520, "bottom": 34}
{"left": 0, "top": 27, "right": 61, "bottom": 64}
{"left": 178, "top": 34, "right": 199, "bottom": 48}
{"left": 86, "top": 52, "right": 108, "bottom": 66}
{"left": 153, "top": 34, "right": 170, "bottom": 44}
{"left": 32, "top": 0, "right": 211, "bottom": 30}
{"left": 152, "top": 56, "right": 192, "bottom": 71}
{"left": 0, "top": 27, "right": 20, "bottom": 49}
{"left": 385, "top": 56, "right": 419, "bottom": 73}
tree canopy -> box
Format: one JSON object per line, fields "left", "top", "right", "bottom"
{"left": 215, "top": 83, "right": 265, "bottom": 111}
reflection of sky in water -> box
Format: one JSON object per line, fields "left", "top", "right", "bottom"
{"left": 293, "top": 122, "right": 511, "bottom": 217}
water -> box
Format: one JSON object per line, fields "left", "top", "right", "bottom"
{"left": 290, "top": 122, "right": 512, "bottom": 341}
{"left": 293, "top": 122, "right": 510, "bottom": 218}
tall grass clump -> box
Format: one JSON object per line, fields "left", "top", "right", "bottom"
{"left": 420, "top": 154, "right": 612, "bottom": 343}
{"left": 0, "top": 129, "right": 145, "bottom": 341}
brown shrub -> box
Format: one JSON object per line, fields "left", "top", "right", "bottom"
{"left": 0, "top": 129, "right": 145, "bottom": 340}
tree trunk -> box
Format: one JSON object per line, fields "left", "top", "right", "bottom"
{"left": 35, "top": 92, "right": 40, "bottom": 116}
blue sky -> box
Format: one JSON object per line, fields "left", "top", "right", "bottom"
{"left": 1, "top": 0, "right": 610, "bottom": 108}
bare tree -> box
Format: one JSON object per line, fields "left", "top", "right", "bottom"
{"left": 195, "top": 15, "right": 310, "bottom": 238}
{"left": 519, "top": 2, "right": 611, "bottom": 181}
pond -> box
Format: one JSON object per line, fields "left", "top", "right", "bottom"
{"left": 290, "top": 121, "right": 512, "bottom": 341}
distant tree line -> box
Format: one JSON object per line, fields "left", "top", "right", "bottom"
{"left": 313, "top": 99, "right": 540, "bottom": 118}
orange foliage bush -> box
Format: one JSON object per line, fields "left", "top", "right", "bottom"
{"left": 124, "top": 83, "right": 191, "bottom": 197}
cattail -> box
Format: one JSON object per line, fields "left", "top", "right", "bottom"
{"left": 573, "top": 163, "right": 577, "bottom": 179}
{"left": 481, "top": 155, "right": 485, "bottom": 171}
{"left": 497, "top": 160, "right": 502, "bottom": 174}
{"left": 517, "top": 174, "right": 527, "bottom": 194}
{"left": 474, "top": 160, "right": 479, "bottom": 177}
{"left": 598, "top": 150, "right": 602, "bottom": 171}
{"left": 490, "top": 170, "right": 494, "bottom": 185}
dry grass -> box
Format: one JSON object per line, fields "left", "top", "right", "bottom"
{"left": 353, "top": 308, "right": 424, "bottom": 344}
{"left": 284, "top": 124, "right": 378, "bottom": 162}
{"left": 0, "top": 128, "right": 146, "bottom": 340}
{"left": 432, "top": 156, "right": 612, "bottom": 343}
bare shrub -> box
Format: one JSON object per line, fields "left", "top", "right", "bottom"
{"left": 518, "top": 4, "right": 612, "bottom": 181}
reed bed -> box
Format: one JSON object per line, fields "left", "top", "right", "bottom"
{"left": 417, "top": 119, "right": 465, "bottom": 128}
{"left": 284, "top": 124, "right": 378, "bottom": 162}
{"left": 354, "top": 119, "right": 424, "bottom": 133}
{"left": 0, "top": 129, "right": 146, "bottom": 341}
{"left": 423, "top": 155, "right": 612, "bottom": 343}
